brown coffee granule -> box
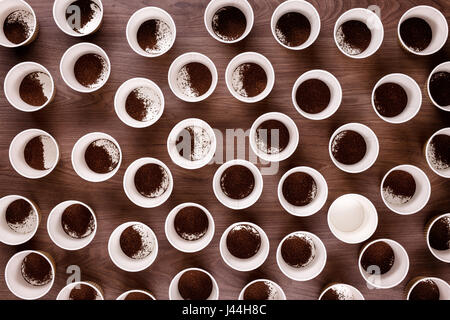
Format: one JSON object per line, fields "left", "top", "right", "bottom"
{"left": 21, "top": 253, "right": 53, "bottom": 286}
{"left": 176, "top": 62, "right": 212, "bottom": 97}
{"left": 400, "top": 17, "right": 432, "bottom": 52}
{"left": 243, "top": 281, "right": 271, "bottom": 300}
{"left": 282, "top": 172, "right": 317, "bottom": 206}
{"left": 320, "top": 285, "right": 354, "bottom": 300}
{"left": 232, "top": 63, "right": 267, "bottom": 98}
{"left": 3, "top": 10, "right": 34, "bottom": 44}
{"left": 125, "top": 86, "right": 162, "bottom": 122}
{"left": 120, "top": 225, "right": 152, "bottom": 259}
{"left": 281, "top": 234, "right": 315, "bottom": 268}
{"left": 429, "top": 217, "right": 450, "bottom": 251}
{"left": 220, "top": 165, "right": 255, "bottom": 200}
{"left": 361, "top": 241, "right": 395, "bottom": 275}
{"left": 428, "top": 134, "right": 450, "bottom": 170}
{"left": 336, "top": 20, "right": 371, "bottom": 55}
{"left": 65, "top": 0, "right": 101, "bottom": 34}
{"left": 174, "top": 206, "right": 209, "bottom": 241}
{"left": 19, "top": 72, "right": 50, "bottom": 107}
{"left": 226, "top": 224, "right": 261, "bottom": 259}
{"left": 134, "top": 163, "right": 169, "bottom": 198}
{"left": 212, "top": 6, "right": 246, "bottom": 41}
{"left": 24, "top": 136, "right": 46, "bottom": 171}
{"left": 409, "top": 280, "right": 440, "bottom": 300}
{"left": 275, "top": 12, "right": 311, "bottom": 47}
{"left": 295, "top": 79, "right": 331, "bottom": 114}
{"left": 84, "top": 139, "right": 120, "bottom": 174}
{"left": 382, "top": 170, "right": 416, "bottom": 205}
{"left": 74, "top": 53, "right": 107, "bottom": 88}
{"left": 69, "top": 283, "right": 99, "bottom": 300}
{"left": 137, "top": 19, "right": 172, "bottom": 54}
{"left": 256, "top": 120, "right": 290, "bottom": 154}
{"left": 429, "top": 72, "right": 450, "bottom": 107}
{"left": 61, "top": 204, "right": 95, "bottom": 239}
{"left": 176, "top": 126, "right": 212, "bottom": 161}
{"left": 124, "top": 291, "right": 154, "bottom": 300}
{"left": 178, "top": 270, "right": 213, "bottom": 300}
{"left": 5, "top": 199, "right": 36, "bottom": 234}
{"left": 331, "top": 130, "right": 367, "bottom": 165}
{"left": 374, "top": 82, "right": 408, "bottom": 117}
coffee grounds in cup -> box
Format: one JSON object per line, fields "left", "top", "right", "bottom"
{"left": 84, "top": 139, "right": 120, "bottom": 174}
{"left": 374, "top": 82, "right": 408, "bottom": 117}
{"left": 336, "top": 20, "right": 371, "bottom": 55}
{"left": 295, "top": 79, "right": 331, "bottom": 114}
{"left": 61, "top": 204, "right": 95, "bottom": 239}
{"left": 65, "top": 0, "right": 102, "bottom": 34}
{"left": 429, "top": 72, "right": 450, "bottom": 107}
{"left": 429, "top": 216, "right": 450, "bottom": 251}
{"left": 226, "top": 224, "right": 261, "bottom": 259}
{"left": 19, "top": 72, "right": 52, "bottom": 107}
{"left": 321, "top": 285, "right": 354, "bottom": 300}
{"left": 382, "top": 170, "right": 416, "bottom": 205}
{"left": 220, "top": 165, "right": 255, "bottom": 200}
{"left": 137, "top": 19, "right": 172, "bottom": 55}
{"left": 282, "top": 172, "right": 317, "bottom": 207}
{"left": 69, "top": 283, "right": 99, "bottom": 300}
{"left": 281, "top": 233, "right": 315, "bottom": 268}
{"left": 428, "top": 134, "right": 450, "bottom": 170}
{"left": 174, "top": 206, "right": 209, "bottom": 241}
{"left": 120, "top": 224, "right": 154, "bottom": 259}
{"left": 256, "top": 120, "right": 290, "bottom": 154}
{"left": 331, "top": 130, "right": 367, "bottom": 165}
{"left": 21, "top": 252, "right": 52, "bottom": 286}
{"left": 134, "top": 163, "right": 170, "bottom": 198}
{"left": 361, "top": 241, "right": 395, "bottom": 275}
{"left": 176, "top": 126, "right": 212, "bottom": 161}
{"left": 24, "top": 135, "right": 58, "bottom": 171}
{"left": 178, "top": 270, "right": 213, "bottom": 300}
{"left": 124, "top": 291, "right": 154, "bottom": 300}
{"left": 275, "top": 12, "right": 311, "bottom": 47}
{"left": 232, "top": 63, "right": 267, "bottom": 98}
{"left": 74, "top": 53, "right": 107, "bottom": 88}
{"left": 409, "top": 279, "right": 440, "bottom": 300}
{"left": 3, "top": 10, "right": 34, "bottom": 44}
{"left": 125, "top": 86, "right": 162, "bottom": 122}
{"left": 5, "top": 199, "right": 36, "bottom": 234}
{"left": 400, "top": 17, "right": 432, "bottom": 52}
{"left": 176, "top": 63, "right": 212, "bottom": 97}
{"left": 243, "top": 281, "right": 277, "bottom": 300}
{"left": 212, "top": 6, "right": 246, "bottom": 41}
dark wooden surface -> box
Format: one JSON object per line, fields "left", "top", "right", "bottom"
{"left": 0, "top": 0, "right": 449, "bottom": 300}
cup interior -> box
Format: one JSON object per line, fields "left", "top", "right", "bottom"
{"left": 427, "top": 62, "right": 450, "bottom": 111}
{"left": 56, "top": 281, "right": 104, "bottom": 300}
{"left": 116, "top": 289, "right": 156, "bottom": 300}
{"left": 407, "top": 277, "right": 450, "bottom": 300}
{"left": 53, "top": 0, "right": 103, "bottom": 36}
{"left": 0, "top": 0, "right": 37, "bottom": 47}
{"left": 426, "top": 213, "right": 450, "bottom": 263}
{"left": 169, "top": 268, "right": 219, "bottom": 300}
{"left": 319, "top": 283, "right": 364, "bottom": 300}
{"left": 425, "top": 128, "right": 450, "bottom": 178}
{"left": 238, "top": 279, "right": 286, "bottom": 300}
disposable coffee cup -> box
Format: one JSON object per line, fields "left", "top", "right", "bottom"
{"left": 9, "top": 128, "right": 60, "bottom": 179}
{"left": 225, "top": 52, "right": 275, "bottom": 103}
{"left": 117, "top": 289, "right": 156, "bottom": 300}
{"left": 71, "top": 132, "right": 122, "bottom": 183}
{"left": 4, "top": 62, "right": 55, "bottom": 112}
{"left": 108, "top": 221, "right": 158, "bottom": 272}
{"left": 114, "top": 78, "right": 165, "bottom": 128}
{"left": 318, "top": 283, "right": 364, "bottom": 300}
{"left": 204, "top": 0, "right": 254, "bottom": 44}
{"left": 0, "top": 195, "right": 40, "bottom": 245}
{"left": 238, "top": 279, "right": 286, "bottom": 300}
{"left": 427, "top": 62, "right": 450, "bottom": 112}
{"left": 327, "top": 194, "right": 378, "bottom": 244}
{"left": 56, "top": 281, "right": 104, "bottom": 300}
{"left": 0, "top": 0, "right": 38, "bottom": 48}
{"left": 358, "top": 238, "right": 409, "bottom": 289}
{"left": 334, "top": 8, "right": 384, "bottom": 59}
{"left": 398, "top": 6, "right": 448, "bottom": 56}
{"left": 380, "top": 165, "right": 431, "bottom": 215}
{"left": 47, "top": 200, "right": 97, "bottom": 251}
{"left": 426, "top": 213, "right": 450, "bottom": 263}
{"left": 329, "top": 123, "right": 379, "bottom": 174}
{"left": 123, "top": 157, "right": 173, "bottom": 208}
{"left": 213, "top": 159, "right": 263, "bottom": 210}
{"left": 249, "top": 112, "right": 299, "bottom": 162}
{"left": 425, "top": 127, "right": 450, "bottom": 178}
{"left": 60, "top": 42, "right": 111, "bottom": 93}
{"left": 371, "top": 73, "right": 422, "bottom": 124}
{"left": 53, "top": 0, "right": 103, "bottom": 37}
{"left": 219, "top": 222, "right": 270, "bottom": 272}
{"left": 292, "top": 69, "right": 342, "bottom": 120}
{"left": 167, "top": 118, "right": 217, "bottom": 170}
{"left": 278, "top": 167, "right": 328, "bottom": 217}
{"left": 165, "top": 203, "right": 215, "bottom": 253}
{"left": 169, "top": 267, "right": 219, "bottom": 300}
{"left": 126, "top": 6, "right": 176, "bottom": 58}
{"left": 406, "top": 277, "right": 450, "bottom": 300}
{"left": 276, "top": 231, "right": 327, "bottom": 281}
{"left": 5, "top": 250, "right": 55, "bottom": 300}
{"left": 271, "top": 0, "right": 320, "bottom": 50}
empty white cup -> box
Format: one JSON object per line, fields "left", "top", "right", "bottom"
{"left": 278, "top": 167, "right": 328, "bottom": 217}
{"left": 165, "top": 203, "right": 215, "bottom": 253}
{"left": 425, "top": 127, "right": 450, "bottom": 178}
{"left": 406, "top": 277, "right": 450, "bottom": 300}
{"left": 47, "top": 200, "right": 97, "bottom": 251}
{"left": 117, "top": 289, "right": 156, "bottom": 300}
{"left": 60, "top": 42, "right": 111, "bottom": 93}
{"left": 56, "top": 281, "right": 104, "bottom": 300}
{"left": 225, "top": 52, "right": 275, "bottom": 103}
{"left": 0, "top": 0, "right": 38, "bottom": 48}
{"left": 318, "top": 283, "right": 365, "bottom": 300}
{"left": 334, "top": 8, "right": 384, "bottom": 59}
{"left": 169, "top": 267, "right": 219, "bottom": 300}
{"left": 426, "top": 213, "right": 450, "bottom": 263}
{"left": 238, "top": 279, "right": 286, "bottom": 300}
{"left": 427, "top": 62, "right": 450, "bottom": 112}
{"left": 9, "top": 129, "right": 60, "bottom": 179}
{"left": 53, "top": 0, "right": 103, "bottom": 37}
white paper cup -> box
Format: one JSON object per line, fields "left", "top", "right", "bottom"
{"left": 318, "top": 283, "right": 364, "bottom": 300}
{"left": 213, "top": 159, "right": 263, "bottom": 210}
{"left": 126, "top": 6, "right": 176, "bottom": 58}
{"left": 398, "top": 6, "right": 448, "bottom": 56}
{"left": 71, "top": 132, "right": 122, "bottom": 183}
{"left": 371, "top": 73, "right": 422, "bottom": 124}
{"left": 426, "top": 213, "right": 450, "bottom": 263}
{"left": 225, "top": 52, "right": 275, "bottom": 103}
{"left": 53, "top": 0, "right": 103, "bottom": 37}
{"left": 278, "top": 167, "right": 328, "bottom": 217}
{"left": 5, "top": 250, "right": 55, "bottom": 300}
{"left": 334, "top": 8, "right": 384, "bottom": 59}
{"left": 329, "top": 123, "right": 379, "bottom": 174}
{"left": 380, "top": 165, "right": 431, "bottom": 215}
{"left": 165, "top": 203, "right": 215, "bottom": 253}
{"left": 427, "top": 62, "right": 450, "bottom": 112}
{"left": 425, "top": 127, "right": 450, "bottom": 178}
{"left": 60, "top": 42, "right": 111, "bottom": 93}
{"left": 108, "top": 222, "right": 158, "bottom": 272}
{"left": 117, "top": 289, "right": 156, "bottom": 300}
{"left": 238, "top": 279, "right": 286, "bottom": 300}
{"left": 114, "top": 78, "right": 165, "bottom": 128}
{"left": 0, "top": 0, "right": 38, "bottom": 48}
{"left": 219, "top": 222, "right": 269, "bottom": 272}
{"left": 47, "top": 200, "right": 97, "bottom": 251}
{"left": 276, "top": 231, "right": 327, "bottom": 281}
{"left": 249, "top": 112, "right": 299, "bottom": 162}
{"left": 0, "top": 195, "right": 39, "bottom": 245}
{"left": 327, "top": 194, "right": 378, "bottom": 244}
{"left": 4, "top": 62, "right": 55, "bottom": 112}
{"left": 292, "top": 70, "right": 342, "bottom": 120}
{"left": 123, "top": 157, "right": 173, "bottom": 208}
{"left": 56, "top": 281, "right": 104, "bottom": 300}
{"left": 169, "top": 267, "right": 219, "bottom": 300}
{"left": 271, "top": 0, "right": 320, "bottom": 50}
{"left": 9, "top": 129, "right": 60, "bottom": 179}
{"left": 406, "top": 277, "right": 450, "bottom": 300}
{"left": 167, "top": 118, "right": 217, "bottom": 170}
{"left": 358, "top": 238, "right": 409, "bottom": 289}
{"left": 204, "top": 0, "right": 254, "bottom": 44}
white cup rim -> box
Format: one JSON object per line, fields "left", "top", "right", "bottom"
{"left": 238, "top": 279, "right": 287, "bottom": 300}
{"left": 56, "top": 281, "right": 104, "bottom": 300}
{"left": 427, "top": 62, "right": 450, "bottom": 112}
{"left": 318, "top": 283, "right": 365, "bottom": 300}
{"left": 0, "top": 0, "right": 37, "bottom": 48}
{"left": 168, "top": 267, "right": 219, "bottom": 300}
{"left": 116, "top": 289, "right": 156, "bottom": 300}
{"left": 425, "top": 127, "right": 450, "bottom": 178}
{"left": 426, "top": 213, "right": 450, "bottom": 263}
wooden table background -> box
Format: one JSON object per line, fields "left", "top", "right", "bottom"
{"left": 0, "top": 0, "right": 449, "bottom": 300}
